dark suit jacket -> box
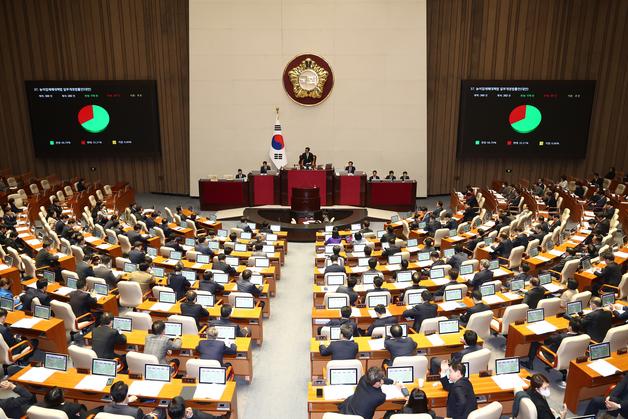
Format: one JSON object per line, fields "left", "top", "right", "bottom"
{"left": 209, "top": 318, "right": 245, "bottom": 337}
{"left": 212, "top": 261, "right": 236, "bottom": 276}
{"left": 0, "top": 324, "right": 18, "bottom": 347}
{"left": 103, "top": 403, "right": 143, "bottom": 419}
{"left": 75, "top": 261, "right": 94, "bottom": 281}
{"left": 336, "top": 286, "right": 358, "bottom": 305}
{"left": 181, "top": 302, "right": 209, "bottom": 328}
{"left": 339, "top": 375, "right": 390, "bottom": 419}
{"left": 494, "top": 239, "right": 513, "bottom": 258}
{"left": 68, "top": 290, "right": 98, "bottom": 317}
{"left": 582, "top": 309, "right": 613, "bottom": 342}
{"left": 0, "top": 384, "right": 35, "bottom": 419}
{"left": 196, "top": 339, "right": 237, "bottom": 365}
{"left": 525, "top": 388, "right": 555, "bottom": 419}
{"left": 451, "top": 344, "right": 482, "bottom": 364}
{"left": 440, "top": 376, "right": 477, "bottom": 419}
{"left": 366, "top": 316, "right": 398, "bottom": 336}
{"left": 402, "top": 303, "right": 438, "bottom": 332}
{"left": 470, "top": 270, "right": 493, "bottom": 288}
{"left": 126, "top": 231, "right": 146, "bottom": 246}
{"left": 382, "top": 246, "right": 402, "bottom": 258}
{"left": 198, "top": 280, "right": 224, "bottom": 295}
{"left": 195, "top": 244, "right": 214, "bottom": 256}
{"left": 236, "top": 279, "right": 261, "bottom": 297}
{"left": 384, "top": 337, "right": 417, "bottom": 360}
{"left": 324, "top": 263, "right": 346, "bottom": 274}
{"left": 20, "top": 287, "right": 52, "bottom": 308}
{"left": 446, "top": 252, "right": 468, "bottom": 270}
{"left": 168, "top": 273, "right": 191, "bottom": 299}
{"left": 608, "top": 374, "right": 628, "bottom": 418}
{"left": 128, "top": 249, "right": 146, "bottom": 265}
{"left": 35, "top": 249, "right": 57, "bottom": 268}
{"left": 94, "top": 265, "right": 118, "bottom": 289}
{"left": 512, "top": 235, "right": 529, "bottom": 249}
{"left": 595, "top": 262, "right": 622, "bottom": 286}
{"left": 459, "top": 302, "right": 491, "bottom": 324}
{"left": 92, "top": 325, "right": 127, "bottom": 359}
{"left": 523, "top": 286, "right": 545, "bottom": 309}
{"left": 319, "top": 339, "right": 359, "bottom": 360}
{"left": 326, "top": 318, "right": 360, "bottom": 338}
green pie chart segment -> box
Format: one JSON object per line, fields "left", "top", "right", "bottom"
{"left": 509, "top": 104, "right": 541, "bottom": 134}
{"left": 78, "top": 105, "right": 110, "bottom": 133}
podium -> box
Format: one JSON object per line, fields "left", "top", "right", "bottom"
{"left": 291, "top": 187, "right": 322, "bottom": 220}
{"left": 249, "top": 171, "right": 280, "bottom": 205}
{"left": 198, "top": 179, "right": 250, "bottom": 210}
{"left": 334, "top": 172, "right": 366, "bottom": 206}
{"left": 280, "top": 168, "right": 334, "bottom": 206}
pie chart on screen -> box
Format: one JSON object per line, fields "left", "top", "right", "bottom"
{"left": 509, "top": 104, "right": 542, "bottom": 134}
{"left": 78, "top": 105, "right": 110, "bottom": 133}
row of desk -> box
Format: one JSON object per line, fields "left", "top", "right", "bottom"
{"left": 198, "top": 169, "right": 417, "bottom": 211}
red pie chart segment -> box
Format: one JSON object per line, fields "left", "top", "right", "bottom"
{"left": 509, "top": 105, "right": 527, "bottom": 124}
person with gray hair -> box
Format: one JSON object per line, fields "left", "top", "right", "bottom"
{"left": 469, "top": 259, "right": 493, "bottom": 288}
{"left": 339, "top": 367, "right": 394, "bottom": 419}
{"left": 196, "top": 326, "right": 236, "bottom": 365}
{"left": 144, "top": 320, "right": 182, "bottom": 364}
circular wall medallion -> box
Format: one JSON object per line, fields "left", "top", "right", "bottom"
{"left": 283, "top": 54, "right": 334, "bottom": 106}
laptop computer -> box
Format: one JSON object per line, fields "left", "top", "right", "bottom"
{"left": 44, "top": 352, "right": 68, "bottom": 371}
{"left": 327, "top": 296, "right": 348, "bottom": 310}
{"left": 163, "top": 322, "right": 182, "bottom": 337}
{"left": 0, "top": 297, "right": 13, "bottom": 311}
{"left": 42, "top": 270, "right": 56, "bottom": 284}
{"left": 196, "top": 254, "right": 210, "bottom": 264}
{"left": 235, "top": 295, "right": 255, "bottom": 309}
{"left": 388, "top": 255, "right": 402, "bottom": 265}
{"left": 589, "top": 342, "right": 611, "bottom": 361}
{"left": 526, "top": 308, "right": 545, "bottom": 323}
{"left": 328, "top": 368, "right": 358, "bottom": 385}
{"left": 480, "top": 283, "right": 495, "bottom": 297}
{"left": 510, "top": 278, "right": 525, "bottom": 292}
{"left": 215, "top": 325, "right": 236, "bottom": 340}
{"left": 460, "top": 264, "right": 474, "bottom": 275}
{"left": 196, "top": 293, "right": 215, "bottom": 308}
{"left": 152, "top": 267, "right": 165, "bottom": 278}
{"left": 488, "top": 260, "right": 500, "bottom": 271}
{"left": 438, "top": 319, "right": 459, "bottom": 334}
{"left": 182, "top": 270, "right": 196, "bottom": 284}
{"left": 538, "top": 273, "right": 552, "bottom": 286}
{"left": 418, "top": 252, "right": 430, "bottom": 262}
{"left": 362, "top": 273, "right": 378, "bottom": 285}
{"left": 159, "top": 291, "right": 176, "bottom": 304}
{"left": 443, "top": 248, "right": 455, "bottom": 259}
{"left": 396, "top": 271, "right": 412, "bottom": 283}
{"left": 601, "top": 293, "right": 615, "bottom": 307}
{"left": 495, "top": 357, "right": 520, "bottom": 375}
{"left": 213, "top": 272, "right": 229, "bottom": 284}
{"left": 113, "top": 317, "right": 132, "bottom": 332}
{"left": 66, "top": 277, "right": 78, "bottom": 289}
{"left": 124, "top": 263, "right": 138, "bottom": 273}
{"left": 94, "top": 283, "right": 108, "bottom": 296}
{"left": 430, "top": 268, "right": 445, "bottom": 280}
{"left": 34, "top": 304, "right": 51, "bottom": 320}
{"left": 444, "top": 288, "right": 463, "bottom": 302}
{"left": 326, "top": 274, "right": 345, "bottom": 286}
{"left": 92, "top": 358, "right": 117, "bottom": 379}
{"left": 566, "top": 300, "right": 583, "bottom": 316}
{"left": 169, "top": 251, "right": 182, "bottom": 261}
{"left": 386, "top": 366, "right": 413, "bottom": 384}
{"left": 367, "top": 294, "right": 389, "bottom": 308}
{"left": 199, "top": 367, "right": 227, "bottom": 385}
{"left": 240, "top": 232, "right": 252, "bottom": 240}
{"left": 144, "top": 364, "right": 171, "bottom": 382}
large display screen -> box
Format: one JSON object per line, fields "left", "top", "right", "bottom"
{"left": 457, "top": 80, "right": 595, "bottom": 158}
{"left": 25, "top": 80, "right": 160, "bottom": 157}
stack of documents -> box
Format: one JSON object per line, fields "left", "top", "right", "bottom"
{"left": 492, "top": 373, "right": 526, "bottom": 390}
{"left": 588, "top": 359, "right": 619, "bottom": 377}
{"left": 75, "top": 375, "right": 110, "bottom": 391}
{"left": 128, "top": 380, "right": 165, "bottom": 397}
{"left": 323, "top": 385, "right": 355, "bottom": 401}
{"left": 526, "top": 321, "right": 557, "bottom": 335}
{"left": 193, "top": 384, "right": 226, "bottom": 400}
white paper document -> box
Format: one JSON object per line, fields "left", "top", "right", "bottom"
{"left": 493, "top": 269, "right": 508, "bottom": 278}
{"left": 350, "top": 307, "right": 361, "bottom": 317}
{"left": 382, "top": 384, "right": 404, "bottom": 400}
{"left": 96, "top": 244, "right": 111, "bottom": 250}
{"left": 74, "top": 375, "right": 110, "bottom": 391}
{"left": 534, "top": 256, "right": 550, "bottom": 262}
{"left": 26, "top": 239, "right": 41, "bottom": 246}
{"left": 193, "top": 384, "right": 226, "bottom": 400}
{"left": 526, "top": 321, "right": 557, "bottom": 335}
{"left": 483, "top": 295, "right": 505, "bottom": 305}
{"left": 55, "top": 286, "right": 74, "bottom": 296}
{"left": 0, "top": 264, "right": 9, "bottom": 271}
{"left": 19, "top": 367, "right": 55, "bottom": 383}
{"left": 128, "top": 380, "right": 165, "bottom": 397}
{"left": 549, "top": 249, "right": 564, "bottom": 257}
{"left": 502, "top": 292, "right": 521, "bottom": 300}
{"left": 84, "top": 236, "right": 99, "bottom": 243}
{"left": 588, "top": 359, "right": 619, "bottom": 377}
{"left": 439, "top": 301, "right": 463, "bottom": 311}
{"left": 323, "top": 385, "right": 355, "bottom": 401}
{"left": 368, "top": 309, "right": 391, "bottom": 318}
{"left": 542, "top": 283, "right": 562, "bottom": 293}
{"left": 368, "top": 339, "right": 386, "bottom": 350}
{"left": 386, "top": 264, "right": 401, "bottom": 272}
{"left": 432, "top": 278, "right": 450, "bottom": 286}
{"left": 615, "top": 251, "right": 628, "bottom": 259}
{"left": 350, "top": 266, "right": 368, "bottom": 273}
{"left": 492, "top": 373, "right": 526, "bottom": 390}
{"left": 417, "top": 261, "right": 432, "bottom": 268}
{"left": 150, "top": 303, "right": 174, "bottom": 312}
{"left": 192, "top": 263, "right": 204, "bottom": 270}
{"left": 426, "top": 334, "right": 445, "bottom": 346}
{"left": 11, "top": 317, "right": 42, "bottom": 329}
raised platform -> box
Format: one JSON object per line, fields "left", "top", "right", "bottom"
{"left": 242, "top": 206, "right": 369, "bottom": 242}
{"left": 216, "top": 205, "right": 396, "bottom": 222}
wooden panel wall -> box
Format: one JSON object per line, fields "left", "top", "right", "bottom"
{"left": 427, "top": 0, "right": 628, "bottom": 195}
{"left": 0, "top": 0, "right": 189, "bottom": 194}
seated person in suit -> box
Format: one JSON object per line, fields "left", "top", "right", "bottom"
{"left": 510, "top": 263, "right": 532, "bottom": 288}
{"left": 511, "top": 227, "right": 529, "bottom": 250}
{"left": 385, "top": 170, "right": 396, "bottom": 180}
{"left": 0, "top": 380, "right": 36, "bottom": 419}
{"left": 345, "top": 161, "right": 356, "bottom": 174}
{"left": 126, "top": 224, "right": 147, "bottom": 247}
{"left": 367, "top": 304, "right": 397, "bottom": 336}
{"left": 336, "top": 276, "right": 358, "bottom": 306}
{"left": 365, "top": 276, "right": 386, "bottom": 296}
{"left": 128, "top": 241, "right": 146, "bottom": 265}
{"left": 104, "top": 381, "right": 143, "bottom": 419}
{"left": 429, "top": 251, "right": 445, "bottom": 267}
{"left": 321, "top": 305, "right": 360, "bottom": 337}
{"left": 198, "top": 270, "right": 225, "bottom": 295}
{"left": 180, "top": 290, "right": 209, "bottom": 328}
{"left": 68, "top": 278, "right": 98, "bottom": 318}
{"left": 352, "top": 232, "right": 367, "bottom": 245}
{"left": 210, "top": 304, "right": 249, "bottom": 337}
{"left": 168, "top": 396, "right": 228, "bottom": 419}
{"left": 236, "top": 218, "right": 252, "bottom": 232}
{"left": 469, "top": 259, "right": 493, "bottom": 288}
{"left": 513, "top": 374, "right": 567, "bottom": 419}
{"left": 319, "top": 323, "right": 358, "bottom": 360}
{"left": 260, "top": 161, "right": 271, "bottom": 173}
{"left": 402, "top": 290, "right": 437, "bottom": 332}
{"left": 92, "top": 312, "right": 127, "bottom": 361}
{"left": 401, "top": 272, "right": 424, "bottom": 301}
{"left": 93, "top": 255, "right": 119, "bottom": 289}
{"left": 196, "top": 326, "right": 236, "bottom": 365}
{"left": 168, "top": 262, "right": 191, "bottom": 300}
{"left": 144, "top": 320, "right": 182, "bottom": 364}
{"left": 380, "top": 225, "right": 396, "bottom": 244}
{"left": 552, "top": 247, "right": 579, "bottom": 275}
{"left": 434, "top": 269, "right": 460, "bottom": 300}
{"left": 194, "top": 237, "right": 214, "bottom": 256}
{"left": 400, "top": 171, "right": 410, "bottom": 181}
{"left": 438, "top": 361, "right": 477, "bottom": 419}
{"left": 360, "top": 220, "right": 373, "bottom": 233}
{"left": 581, "top": 297, "right": 613, "bottom": 342}
{"left": 421, "top": 237, "right": 436, "bottom": 254}
{"left": 129, "top": 262, "right": 155, "bottom": 293}
{"left": 442, "top": 212, "right": 458, "bottom": 230}
{"left": 213, "top": 253, "right": 237, "bottom": 276}
{"left": 165, "top": 237, "right": 185, "bottom": 253}
{"left": 368, "top": 170, "right": 380, "bottom": 181}
{"left": 523, "top": 277, "right": 545, "bottom": 309}
{"left": 560, "top": 278, "right": 579, "bottom": 308}
{"left": 324, "top": 230, "right": 343, "bottom": 245}
{"left": 236, "top": 269, "right": 262, "bottom": 299}
{"left": 384, "top": 324, "right": 417, "bottom": 361}
{"left": 459, "top": 290, "right": 490, "bottom": 325}
{"left": 0, "top": 308, "right": 34, "bottom": 354}
{"left": 524, "top": 317, "right": 583, "bottom": 370}
{"left": 339, "top": 367, "right": 392, "bottom": 419}
{"left": 298, "top": 146, "right": 316, "bottom": 167}
{"left": 446, "top": 243, "right": 468, "bottom": 270}
{"left": 430, "top": 330, "right": 481, "bottom": 374}
{"left": 35, "top": 239, "right": 59, "bottom": 268}
{"left": 235, "top": 169, "right": 246, "bottom": 179}
{"left": 592, "top": 252, "right": 622, "bottom": 296}
{"left": 382, "top": 237, "right": 401, "bottom": 258}
{"left": 584, "top": 371, "right": 628, "bottom": 416}
{"left": 20, "top": 278, "right": 52, "bottom": 308}
{"left": 40, "top": 387, "right": 86, "bottom": 419}
{"left": 492, "top": 233, "right": 513, "bottom": 258}
{"left": 324, "top": 254, "right": 346, "bottom": 274}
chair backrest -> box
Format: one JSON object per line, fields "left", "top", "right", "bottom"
{"left": 324, "top": 292, "right": 350, "bottom": 309}
{"left": 5, "top": 247, "right": 21, "bottom": 268}
{"left": 29, "top": 183, "right": 39, "bottom": 195}
{"left": 56, "top": 190, "right": 65, "bottom": 202}
{"left": 461, "top": 348, "right": 491, "bottom": 375}
{"left": 61, "top": 269, "right": 79, "bottom": 283}
{"left": 124, "top": 312, "right": 153, "bottom": 330}
{"left": 51, "top": 300, "right": 78, "bottom": 332}
{"left": 154, "top": 227, "right": 166, "bottom": 246}
{"left": 168, "top": 315, "right": 198, "bottom": 335}
{"left": 537, "top": 297, "right": 562, "bottom": 317}
{"left": 0, "top": 333, "right": 13, "bottom": 365}
{"left": 418, "top": 316, "right": 448, "bottom": 334}
{"left": 570, "top": 291, "right": 592, "bottom": 307}
{"left": 555, "top": 334, "right": 591, "bottom": 370}
{"left": 467, "top": 401, "right": 502, "bottom": 419}
{"left": 86, "top": 276, "right": 107, "bottom": 290}
{"left": 604, "top": 324, "right": 628, "bottom": 353}
{"left": 617, "top": 272, "right": 628, "bottom": 299}
{"left": 392, "top": 355, "right": 428, "bottom": 381}
{"left": 118, "top": 235, "right": 132, "bottom": 254}
{"left": 68, "top": 345, "right": 97, "bottom": 370}
{"left": 104, "top": 184, "right": 113, "bottom": 196}
{"left": 185, "top": 358, "right": 221, "bottom": 378}
{"left": 63, "top": 185, "right": 74, "bottom": 197}
{"left": 127, "top": 351, "right": 159, "bottom": 375}
{"left": 20, "top": 254, "right": 36, "bottom": 278}
{"left": 389, "top": 415, "right": 433, "bottom": 419}
{"left": 228, "top": 291, "right": 254, "bottom": 307}
{"left": 462, "top": 259, "right": 479, "bottom": 271}
{"left": 518, "top": 397, "right": 538, "bottom": 419}
{"left": 561, "top": 259, "right": 581, "bottom": 282}
{"left": 365, "top": 291, "right": 391, "bottom": 307}
{"left": 325, "top": 359, "right": 363, "bottom": 384}
{"left": 403, "top": 288, "right": 426, "bottom": 305}
{"left": 160, "top": 246, "right": 175, "bottom": 258}
{"left": 324, "top": 272, "right": 347, "bottom": 286}
{"left": 152, "top": 285, "right": 174, "bottom": 300}
{"left": 118, "top": 281, "right": 144, "bottom": 308}
{"left": 500, "top": 304, "right": 529, "bottom": 335}
{"left": 70, "top": 245, "right": 85, "bottom": 262}
{"left": 508, "top": 246, "right": 525, "bottom": 269}
{"left": 94, "top": 413, "right": 135, "bottom": 419}
{"left": 540, "top": 233, "right": 552, "bottom": 251}
{"left": 433, "top": 228, "right": 450, "bottom": 247}
{"left": 466, "top": 310, "right": 493, "bottom": 340}
{"left": 27, "top": 406, "right": 69, "bottom": 419}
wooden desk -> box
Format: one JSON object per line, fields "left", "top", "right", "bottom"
{"left": 564, "top": 352, "right": 628, "bottom": 412}
{"left": 10, "top": 365, "right": 238, "bottom": 418}
{"left": 367, "top": 181, "right": 417, "bottom": 212}
{"left": 199, "top": 179, "right": 250, "bottom": 211}
{"left": 0, "top": 262, "right": 21, "bottom": 295}
{"left": 505, "top": 316, "right": 570, "bottom": 357}
{"left": 136, "top": 301, "right": 264, "bottom": 345}
{"left": 6, "top": 311, "right": 67, "bottom": 354}
{"left": 307, "top": 370, "right": 530, "bottom": 418}
{"left": 85, "top": 330, "right": 254, "bottom": 383}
